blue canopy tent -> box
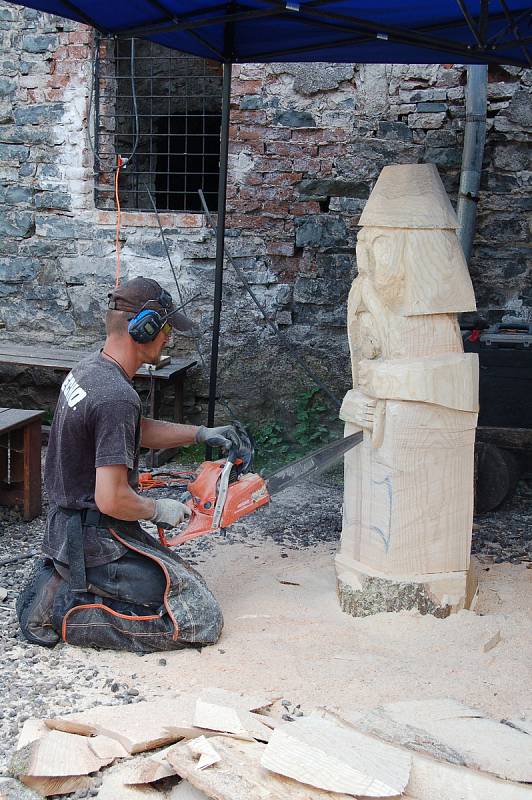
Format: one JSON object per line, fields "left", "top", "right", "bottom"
{"left": 6, "top": 0, "right": 532, "bottom": 427}
{"left": 5, "top": 1, "right": 532, "bottom": 65}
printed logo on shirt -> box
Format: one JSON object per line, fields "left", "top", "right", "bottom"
{"left": 61, "top": 372, "right": 87, "bottom": 409}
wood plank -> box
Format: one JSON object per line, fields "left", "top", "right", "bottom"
{"left": 0, "top": 343, "right": 91, "bottom": 359}
{"left": 23, "top": 419, "right": 41, "bottom": 521}
{"left": 46, "top": 696, "right": 201, "bottom": 754}
{"left": 0, "top": 354, "right": 79, "bottom": 371}
{"left": 320, "top": 709, "right": 532, "bottom": 800}
{"left": 0, "top": 409, "right": 43, "bottom": 435}
{"left": 350, "top": 699, "right": 532, "bottom": 783}
{"left": 11, "top": 730, "right": 106, "bottom": 778}
{"left": 166, "top": 735, "right": 355, "bottom": 800}
{"left": 0, "top": 344, "right": 196, "bottom": 381}
{"left": 22, "top": 775, "right": 91, "bottom": 797}
{"left": 405, "top": 748, "right": 532, "bottom": 800}
{"left": 261, "top": 715, "right": 411, "bottom": 797}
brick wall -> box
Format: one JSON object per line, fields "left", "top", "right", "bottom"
{"left": 0, "top": 3, "right": 530, "bottom": 426}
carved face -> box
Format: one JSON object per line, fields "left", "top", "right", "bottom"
{"left": 356, "top": 228, "right": 404, "bottom": 308}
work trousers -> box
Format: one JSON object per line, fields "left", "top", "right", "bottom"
{"left": 17, "top": 521, "right": 223, "bottom": 653}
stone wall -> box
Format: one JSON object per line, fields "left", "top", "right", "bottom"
{"left": 0, "top": 3, "right": 530, "bottom": 430}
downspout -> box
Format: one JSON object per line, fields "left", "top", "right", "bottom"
{"left": 457, "top": 64, "right": 488, "bottom": 262}
{"left": 206, "top": 60, "right": 232, "bottom": 457}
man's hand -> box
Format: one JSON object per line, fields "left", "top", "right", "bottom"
{"left": 151, "top": 498, "right": 191, "bottom": 530}
{"left": 195, "top": 424, "right": 241, "bottom": 451}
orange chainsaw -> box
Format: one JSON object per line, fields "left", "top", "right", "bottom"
{"left": 157, "top": 429, "right": 363, "bottom": 547}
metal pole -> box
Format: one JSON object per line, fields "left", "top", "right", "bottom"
{"left": 457, "top": 64, "right": 488, "bottom": 262}
{"left": 206, "top": 61, "right": 232, "bottom": 446}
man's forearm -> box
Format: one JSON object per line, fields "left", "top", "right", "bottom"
{"left": 96, "top": 482, "right": 156, "bottom": 522}
{"left": 140, "top": 418, "right": 199, "bottom": 449}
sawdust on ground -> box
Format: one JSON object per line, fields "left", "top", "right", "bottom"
{"left": 58, "top": 519, "right": 532, "bottom": 723}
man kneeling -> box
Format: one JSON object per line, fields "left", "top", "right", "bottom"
{"left": 17, "top": 277, "right": 240, "bottom": 652}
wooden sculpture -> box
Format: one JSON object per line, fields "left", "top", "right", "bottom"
{"left": 336, "top": 164, "right": 479, "bottom": 617}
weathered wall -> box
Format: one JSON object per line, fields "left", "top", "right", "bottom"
{"left": 0, "top": 3, "right": 530, "bottom": 428}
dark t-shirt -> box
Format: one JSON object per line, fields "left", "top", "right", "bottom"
{"left": 43, "top": 351, "right": 142, "bottom": 567}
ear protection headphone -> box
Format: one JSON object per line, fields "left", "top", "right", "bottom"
{"left": 127, "top": 289, "right": 174, "bottom": 344}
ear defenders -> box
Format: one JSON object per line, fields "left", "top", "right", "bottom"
{"left": 127, "top": 289, "right": 174, "bottom": 344}
{"left": 128, "top": 309, "right": 166, "bottom": 343}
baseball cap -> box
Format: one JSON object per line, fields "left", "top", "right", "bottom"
{"left": 108, "top": 277, "right": 194, "bottom": 332}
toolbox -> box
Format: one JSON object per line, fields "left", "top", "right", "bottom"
{"left": 463, "top": 321, "right": 532, "bottom": 429}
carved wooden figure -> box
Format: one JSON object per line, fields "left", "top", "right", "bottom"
{"left": 336, "top": 164, "right": 479, "bottom": 617}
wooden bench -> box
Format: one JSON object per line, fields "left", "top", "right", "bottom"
{"left": 0, "top": 408, "right": 43, "bottom": 520}
{"left": 0, "top": 344, "right": 197, "bottom": 467}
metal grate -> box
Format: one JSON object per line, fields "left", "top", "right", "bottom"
{"left": 94, "top": 37, "right": 223, "bottom": 213}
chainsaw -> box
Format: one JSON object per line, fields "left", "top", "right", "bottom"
{"left": 156, "top": 428, "right": 363, "bottom": 548}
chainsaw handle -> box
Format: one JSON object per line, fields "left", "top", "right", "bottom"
{"left": 226, "top": 442, "right": 240, "bottom": 464}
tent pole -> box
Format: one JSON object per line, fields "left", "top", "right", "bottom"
{"left": 206, "top": 61, "right": 232, "bottom": 452}
{"left": 457, "top": 64, "right": 488, "bottom": 262}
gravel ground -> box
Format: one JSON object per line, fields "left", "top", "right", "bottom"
{"left": 0, "top": 455, "right": 530, "bottom": 781}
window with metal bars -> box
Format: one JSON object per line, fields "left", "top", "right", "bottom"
{"left": 94, "top": 37, "right": 223, "bottom": 213}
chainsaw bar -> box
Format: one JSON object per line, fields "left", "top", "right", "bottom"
{"left": 265, "top": 430, "right": 363, "bottom": 496}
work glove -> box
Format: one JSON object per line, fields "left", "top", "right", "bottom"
{"left": 151, "top": 498, "right": 191, "bottom": 530}
{"left": 195, "top": 424, "right": 241, "bottom": 451}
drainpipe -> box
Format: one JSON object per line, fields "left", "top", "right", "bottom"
{"left": 457, "top": 64, "right": 488, "bottom": 262}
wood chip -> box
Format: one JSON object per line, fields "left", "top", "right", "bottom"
{"left": 89, "top": 735, "right": 131, "bottom": 763}
{"left": 122, "top": 746, "right": 178, "bottom": 785}
{"left": 16, "top": 719, "right": 49, "bottom": 751}
{"left": 188, "top": 736, "right": 221, "bottom": 770}
{"left": 0, "top": 587, "right": 8, "bottom": 602}
{"left": 261, "top": 715, "right": 411, "bottom": 797}
{"left": 11, "top": 731, "right": 106, "bottom": 778}
{"left": 166, "top": 735, "right": 355, "bottom": 800}
{"left": 46, "top": 697, "right": 200, "bottom": 754}
{"left": 483, "top": 630, "right": 502, "bottom": 652}
{"left": 193, "top": 699, "right": 270, "bottom": 742}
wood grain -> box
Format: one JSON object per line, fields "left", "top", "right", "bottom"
{"left": 339, "top": 163, "right": 479, "bottom": 601}
{"left": 166, "top": 735, "right": 355, "bottom": 800}
{"left": 261, "top": 715, "right": 411, "bottom": 797}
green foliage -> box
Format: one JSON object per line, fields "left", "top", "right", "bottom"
{"left": 249, "top": 388, "right": 339, "bottom": 472}
{"left": 294, "top": 388, "right": 332, "bottom": 449}
{"left": 175, "top": 442, "right": 208, "bottom": 464}
{"left": 248, "top": 420, "right": 289, "bottom": 472}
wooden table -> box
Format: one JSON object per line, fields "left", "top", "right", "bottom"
{"left": 0, "top": 344, "right": 197, "bottom": 466}
{"left": 0, "top": 408, "right": 43, "bottom": 520}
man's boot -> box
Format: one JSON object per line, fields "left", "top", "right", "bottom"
{"left": 16, "top": 559, "right": 63, "bottom": 647}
